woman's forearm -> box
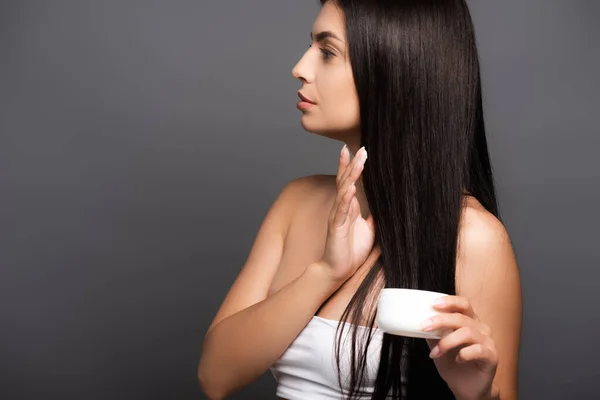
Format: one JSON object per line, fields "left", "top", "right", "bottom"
{"left": 198, "top": 261, "right": 341, "bottom": 400}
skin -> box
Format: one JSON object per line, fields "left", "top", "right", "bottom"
{"left": 292, "top": 3, "right": 370, "bottom": 219}
{"left": 200, "top": 3, "right": 522, "bottom": 400}
{"left": 293, "top": 3, "right": 522, "bottom": 399}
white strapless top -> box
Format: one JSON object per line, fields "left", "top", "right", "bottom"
{"left": 269, "top": 316, "right": 400, "bottom": 399}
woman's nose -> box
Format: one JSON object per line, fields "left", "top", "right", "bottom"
{"left": 292, "top": 51, "right": 312, "bottom": 82}
{"left": 292, "top": 60, "right": 304, "bottom": 81}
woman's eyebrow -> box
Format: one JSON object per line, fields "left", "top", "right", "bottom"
{"left": 310, "top": 30, "right": 344, "bottom": 43}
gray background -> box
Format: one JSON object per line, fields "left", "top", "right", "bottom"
{"left": 1, "top": 0, "right": 598, "bottom": 399}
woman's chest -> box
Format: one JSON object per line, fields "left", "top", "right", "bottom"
{"left": 266, "top": 201, "right": 382, "bottom": 322}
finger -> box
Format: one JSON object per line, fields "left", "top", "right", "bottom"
{"left": 330, "top": 147, "right": 367, "bottom": 227}
{"left": 338, "top": 147, "right": 366, "bottom": 190}
{"left": 429, "top": 326, "right": 490, "bottom": 359}
{"left": 456, "top": 343, "right": 498, "bottom": 367}
{"left": 421, "top": 312, "right": 486, "bottom": 334}
{"left": 331, "top": 173, "right": 355, "bottom": 223}
{"left": 336, "top": 145, "right": 350, "bottom": 186}
{"left": 425, "top": 338, "right": 439, "bottom": 350}
{"left": 332, "top": 182, "right": 356, "bottom": 228}
{"left": 335, "top": 156, "right": 365, "bottom": 212}
{"left": 432, "top": 295, "right": 476, "bottom": 318}
{"left": 348, "top": 196, "right": 360, "bottom": 221}
{"left": 334, "top": 152, "right": 365, "bottom": 211}
{"left": 337, "top": 147, "right": 359, "bottom": 189}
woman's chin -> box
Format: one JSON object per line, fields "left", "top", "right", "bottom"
{"left": 300, "top": 119, "right": 358, "bottom": 141}
{"left": 300, "top": 121, "right": 329, "bottom": 137}
{"left": 300, "top": 126, "right": 346, "bottom": 142}
{"left": 299, "top": 117, "right": 323, "bottom": 134}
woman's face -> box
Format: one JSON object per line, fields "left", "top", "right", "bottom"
{"left": 292, "top": 2, "right": 360, "bottom": 141}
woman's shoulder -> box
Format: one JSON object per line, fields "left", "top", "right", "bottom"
{"left": 459, "top": 197, "right": 507, "bottom": 250}
{"left": 284, "top": 174, "right": 337, "bottom": 193}
{"left": 273, "top": 174, "right": 337, "bottom": 232}
{"left": 456, "top": 197, "right": 516, "bottom": 295}
{"left": 278, "top": 174, "right": 337, "bottom": 207}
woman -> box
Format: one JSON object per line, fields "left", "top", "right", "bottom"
{"left": 198, "top": 0, "right": 522, "bottom": 399}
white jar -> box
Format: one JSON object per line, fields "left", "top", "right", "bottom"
{"left": 376, "top": 288, "right": 452, "bottom": 339}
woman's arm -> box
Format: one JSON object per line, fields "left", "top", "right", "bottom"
{"left": 420, "top": 208, "right": 522, "bottom": 400}
{"left": 199, "top": 261, "right": 339, "bottom": 399}
{"left": 197, "top": 176, "right": 341, "bottom": 400}
{"left": 458, "top": 211, "right": 522, "bottom": 399}
{"left": 454, "top": 208, "right": 523, "bottom": 399}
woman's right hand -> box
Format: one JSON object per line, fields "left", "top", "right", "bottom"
{"left": 319, "top": 145, "right": 376, "bottom": 284}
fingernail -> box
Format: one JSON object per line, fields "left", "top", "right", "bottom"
{"left": 420, "top": 319, "right": 433, "bottom": 331}
{"left": 355, "top": 152, "right": 364, "bottom": 165}
{"left": 429, "top": 346, "right": 440, "bottom": 358}
{"left": 341, "top": 144, "right": 347, "bottom": 157}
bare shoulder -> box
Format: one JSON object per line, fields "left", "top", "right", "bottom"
{"left": 459, "top": 198, "right": 510, "bottom": 255}
{"left": 279, "top": 174, "right": 337, "bottom": 217}
{"left": 457, "top": 198, "right": 519, "bottom": 292}
{"left": 283, "top": 174, "right": 336, "bottom": 198}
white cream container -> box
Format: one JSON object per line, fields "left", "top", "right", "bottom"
{"left": 376, "top": 288, "right": 452, "bottom": 339}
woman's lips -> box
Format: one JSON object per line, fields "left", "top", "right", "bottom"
{"left": 298, "top": 91, "right": 316, "bottom": 104}
{"left": 297, "top": 100, "right": 315, "bottom": 110}
{"left": 297, "top": 91, "right": 316, "bottom": 110}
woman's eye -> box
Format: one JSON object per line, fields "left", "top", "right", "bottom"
{"left": 320, "top": 48, "right": 334, "bottom": 60}
{"left": 308, "top": 43, "right": 334, "bottom": 61}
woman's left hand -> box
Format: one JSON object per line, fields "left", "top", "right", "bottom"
{"left": 420, "top": 295, "right": 500, "bottom": 400}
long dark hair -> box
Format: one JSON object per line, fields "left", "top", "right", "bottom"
{"left": 319, "top": 0, "right": 501, "bottom": 398}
